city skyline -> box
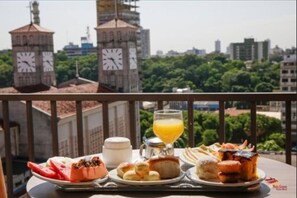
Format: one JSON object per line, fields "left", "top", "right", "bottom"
{"left": 0, "top": 0, "right": 296, "bottom": 54}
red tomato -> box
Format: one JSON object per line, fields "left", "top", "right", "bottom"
{"left": 49, "top": 159, "right": 72, "bottom": 181}
{"left": 27, "top": 161, "right": 59, "bottom": 179}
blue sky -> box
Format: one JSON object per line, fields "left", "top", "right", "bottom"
{"left": 0, "top": 0, "right": 296, "bottom": 54}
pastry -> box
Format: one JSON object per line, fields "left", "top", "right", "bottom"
{"left": 196, "top": 156, "right": 219, "bottom": 180}
{"left": 123, "top": 170, "right": 141, "bottom": 181}
{"left": 217, "top": 160, "right": 241, "bottom": 174}
{"left": 143, "top": 171, "right": 161, "bottom": 181}
{"left": 148, "top": 156, "right": 180, "bottom": 179}
{"left": 233, "top": 150, "right": 259, "bottom": 181}
{"left": 217, "top": 160, "right": 241, "bottom": 183}
{"left": 217, "top": 149, "right": 237, "bottom": 161}
{"left": 134, "top": 161, "right": 150, "bottom": 177}
{"left": 116, "top": 162, "right": 135, "bottom": 178}
{"left": 218, "top": 172, "right": 241, "bottom": 183}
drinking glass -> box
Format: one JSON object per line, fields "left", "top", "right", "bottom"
{"left": 153, "top": 109, "right": 184, "bottom": 156}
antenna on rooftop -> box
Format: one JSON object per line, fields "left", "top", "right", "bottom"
{"left": 28, "top": 1, "right": 33, "bottom": 24}
{"left": 114, "top": 0, "right": 118, "bottom": 27}
{"left": 86, "top": 26, "right": 91, "bottom": 42}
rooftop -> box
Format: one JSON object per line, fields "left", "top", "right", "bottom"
{"left": 9, "top": 23, "right": 54, "bottom": 34}
{"left": 0, "top": 83, "right": 114, "bottom": 118}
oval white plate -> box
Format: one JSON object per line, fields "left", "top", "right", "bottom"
{"left": 109, "top": 169, "right": 185, "bottom": 185}
{"left": 186, "top": 167, "right": 266, "bottom": 187}
{"left": 179, "top": 152, "right": 196, "bottom": 166}
{"left": 32, "top": 171, "right": 108, "bottom": 187}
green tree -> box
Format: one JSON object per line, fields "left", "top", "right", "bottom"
{"left": 201, "top": 129, "right": 218, "bottom": 146}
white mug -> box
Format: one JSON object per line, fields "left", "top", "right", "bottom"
{"left": 102, "top": 137, "right": 132, "bottom": 168}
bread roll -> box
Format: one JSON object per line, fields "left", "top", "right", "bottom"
{"left": 123, "top": 170, "right": 141, "bottom": 181}
{"left": 196, "top": 156, "right": 219, "bottom": 180}
{"left": 116, "top": 162, "right": 135, "bottom": 178}
{"left": 134, "top": 161, "right": 150, "bottom": 177}
{"left": 143, "top": 171, "right": 160, "bottom": 181}
{"left": 148, "top": 156, "right": 180, "bottom": 179}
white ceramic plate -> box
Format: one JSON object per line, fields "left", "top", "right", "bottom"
{"left": 186, "top": 167, "right": 266, "bottom": 187}
{"left": 109, "top": 168, "right": 185, "bottom": 185}
{"left": 179, "top": 152, "right": 196, "bottom": 166}
{"left": 32, "top": 171, "right": 108, "bottom": 187}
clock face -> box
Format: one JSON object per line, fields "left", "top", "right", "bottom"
{"left": 42, "top": 52, "right": 54, "bottom": 72}
{"left": 17, "top": 52, "right": 36, "bottom": 72}
{"left": 129, "top": 48, "right": 137, "bottom": 69}
{"left": 102, "top": 48, "right": 123, "bottom": 70}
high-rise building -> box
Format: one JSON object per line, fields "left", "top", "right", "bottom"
{"left": 229, "top": 38, "right": 270, "bottom": 62}
{"left": 280, "top": 54, "right": 297, "bottom": 143}
{"left": 215, "top": 39, "right": 221, "bottom": 53}
{"left": 140, "top": 28, "right": 151, "bottom": 59}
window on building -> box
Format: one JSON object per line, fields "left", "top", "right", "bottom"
{"left": 291, "top": 78, "right": 296, "bottom": 82}
{"left": 88, "top": 127, "right": 101, "bottom": 154}
{"left": 59, "top": 139, "right": 69, "bottom": 156}
{"left": 282, "top": 70, "right": 288, "bottom": 74}
{"left": 282, "top": 78, "right": 288, "bottom": 82}
{"left": 282, "top": 87, "right": 288, "bottom": 91}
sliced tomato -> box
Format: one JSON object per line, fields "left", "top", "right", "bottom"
{"left": 27, "top": 161, "right": 59, "bottom": 179}
{"left": 49, "top": 159, "right": 72, "bottom": 181}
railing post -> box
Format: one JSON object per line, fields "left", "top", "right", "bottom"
{"left": 285, "top": 101, "right": 292, "bottom": 165}
{"left": 219, "top": 101, "right": 225, "bottom": 143}
{"left": 157, "top": 101, "right": 163, "bottom": 110}
{"left": 26, "top": 101, "right": 35, "bottom": 162}
{"left": 102, "top": 102, "right": 109, "bottom": 140}
{"left": 187, "top": 100, "right": 194, "bottom": 147}
{"left": 129, "top": 101, "right": 137, "bottom": 148}
{"left": 3, "top": 101, "right": 13, "bottom": 198}
{"left": 50, "top": 101, "right": 59, "bottom": 156}
{"left": 76, "top": 101, "right": 84, "bottom": 156}
{"left": 250, "top": 101, "right": 257, "bottom": 152}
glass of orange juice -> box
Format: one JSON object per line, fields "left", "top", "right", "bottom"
{"left": 153, "top": 109, "right": 184, "bottom": 156}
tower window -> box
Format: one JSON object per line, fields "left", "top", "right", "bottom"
{"left": 109, "top": 31, "right": 114, "bottom": 42}
{"left": 22, "top": 35, "right": 27, "bottom": 45}
{"left": 117, "top": 31, "right": 121, "bottom": 41}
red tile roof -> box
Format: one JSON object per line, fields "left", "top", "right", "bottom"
{"left": 215, "top": 108, "right": 249, "bottom": 116}
{"left": 0, "top": 83, "right": 114, "bottom": 118}
{"left": 9, "top": 23, "right": 54, "bottom": 34}
{"left": 95, "top": 19, "right": 137, "bottom": 29}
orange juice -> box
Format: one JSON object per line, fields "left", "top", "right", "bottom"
{"left": 153, "top": 119, "right": 184, "bottom": 144}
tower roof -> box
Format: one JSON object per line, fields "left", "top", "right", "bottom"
{"left": 95, "top": 19, "right": 137, "bottom": 30}
{"left": 9, "top": 23, "right": 54, "bottom": 34}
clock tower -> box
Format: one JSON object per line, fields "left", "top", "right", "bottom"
{"left": 9, "top": 23, "right": 56, "bottom": 90}
{"left": 96, "top": 19, "right": 139, "bottom": 93}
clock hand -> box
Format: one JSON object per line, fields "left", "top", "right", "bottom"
{"left": 108, "top": 57, "right": 119, "bottom": 69}
{"left": 22, "top": 61, "right": 31, "bottom": 67}
{"left": 46, "top": 60, "right": 52, "bottom": 66}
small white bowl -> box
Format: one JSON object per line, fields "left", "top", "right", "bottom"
{"left": 102, "top": 137, "right": 132, "bottom": 168}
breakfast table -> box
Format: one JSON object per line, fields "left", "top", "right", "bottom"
{"left": 26, "top": 149, "right": 296, "bottom": 198}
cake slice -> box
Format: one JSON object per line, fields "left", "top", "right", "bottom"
{"left": 233, "top": 150, "right": 259, "bottom": 181}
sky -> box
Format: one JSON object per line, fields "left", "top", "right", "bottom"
{"left": 0, "top": 0, "right": 296, "bottom": 54}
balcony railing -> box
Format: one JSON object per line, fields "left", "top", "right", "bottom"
{"left": 0, "top": 92, "right": 296, "bottom": 197}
